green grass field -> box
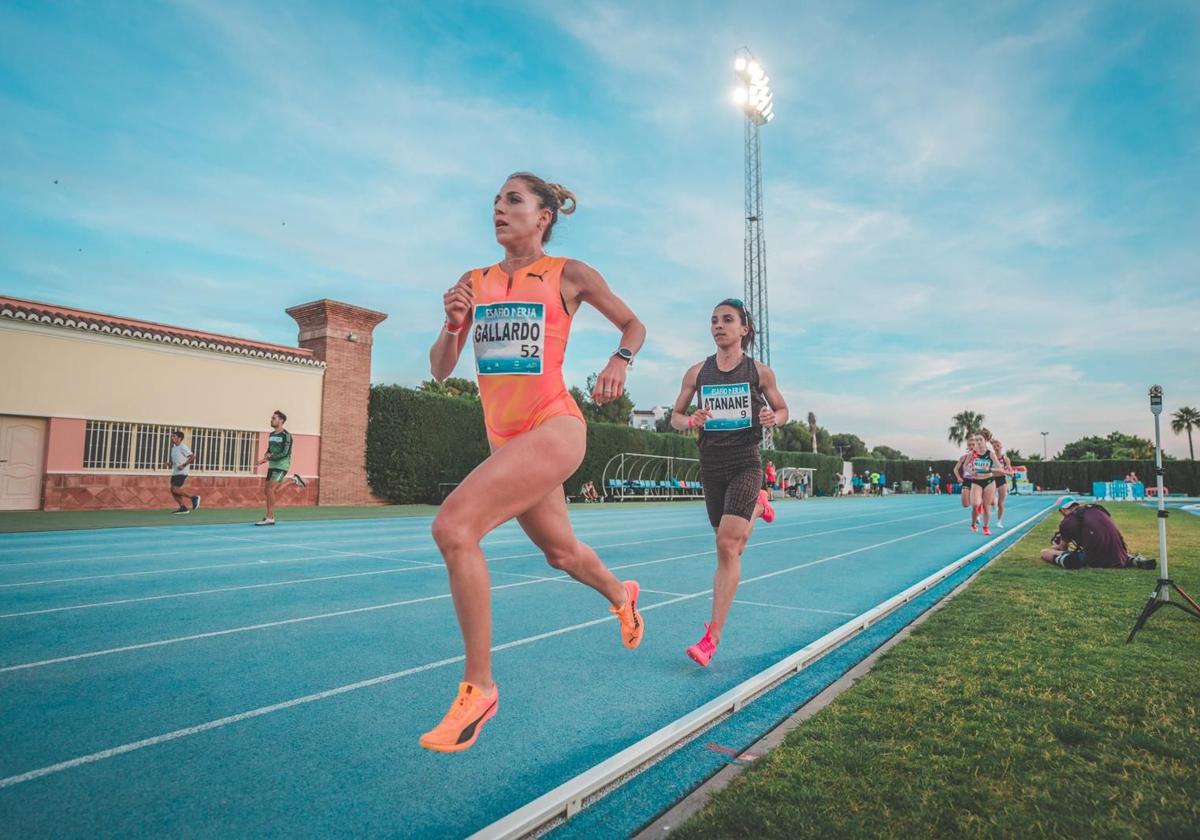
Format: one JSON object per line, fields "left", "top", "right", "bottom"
{"left": 675, "top": 505, "right": 1200, "bottom": 839}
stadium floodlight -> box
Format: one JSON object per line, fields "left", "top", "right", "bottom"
{"left": 1128, "top": 384, "right": 1200, "bottom": 641}
{"left": 733, "top": 52, "right": 774, "bottom": 127}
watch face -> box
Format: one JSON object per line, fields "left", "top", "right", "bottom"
{"left": 617, "top": 349, "right": 633, "bottom": 360}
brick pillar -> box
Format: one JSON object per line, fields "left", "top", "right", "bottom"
{"left": 286, "top": 299, "right": 388, "bottom": 505}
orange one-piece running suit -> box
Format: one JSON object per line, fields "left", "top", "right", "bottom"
{"left": 469, "top": 255, "right": 585, "bottom": 449}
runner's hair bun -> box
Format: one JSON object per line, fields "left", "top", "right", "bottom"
{"left": 547, "top": 183, "right": 577, "bottom": 215}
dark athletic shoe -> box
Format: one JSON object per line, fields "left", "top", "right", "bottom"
{"left": 173, "top": 507, "right": 190, "bottom": 515}
{"left": 292, "top": 473, "right": 307, "bottom": 489}
{"left": 191, "top": 495, "right": 201, "bottom": 511}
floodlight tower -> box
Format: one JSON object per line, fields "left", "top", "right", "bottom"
{"left": 732, "top": 48, "right": 774, "bottom": 369}
{"left": 733, "top": 49, "right": 775, "bottom": 448}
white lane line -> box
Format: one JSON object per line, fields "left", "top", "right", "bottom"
{"left": 603, "top": 507, "right": 960, "bottom": 575}
{"left": 0, "top": 566, "right": 441, "bottom": 618}
{"left": 730, "top": 599, "right": 857, "bottom": 617}
{"left": 0, "top": 499, "right": 874, "bottom": 559}
{"left": 0, "top": 516, "right": 960, "bottom": 672}
{"left": 0, "top": 505, "right": 900, "bottom": 569}
{"left": 0, "top": 501, "right": 955, "bottom": 619}
{"left": 0, "top": 545, "right": 444, "bottom": 589}
{"left": 0, "top": 576, "right": 543, "bottom": 674}
{"left": 0, "top": 512, "right": 969, "bottom": 788}
{"left": 641, "top": 587, "right": 690, "bottom": 597}
{"left": 0, "top": 505, "right": 913, "bottom": 600}
{"left": 0, "top": 519, "right": 679, "bottom": 569}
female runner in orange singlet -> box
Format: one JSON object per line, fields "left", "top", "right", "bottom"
{"left": 420, "top": 173, "right": 647, "bottom": 753}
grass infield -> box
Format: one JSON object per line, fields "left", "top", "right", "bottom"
{"left": 674, "top": 505, "right": 1200, "bottom": 839}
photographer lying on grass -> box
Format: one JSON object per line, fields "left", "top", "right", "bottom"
{"left": 1041, "top": 495, "right": 1152, "bottom": 570}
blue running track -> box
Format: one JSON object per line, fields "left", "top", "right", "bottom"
{"left": 0, "top": 495, "right": 1048, "bottom": 837}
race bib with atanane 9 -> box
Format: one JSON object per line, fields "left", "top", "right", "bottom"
{"left": 473, "top": 301, "right": 545, "bottom": 375}
{"left": 701, "top": 382, "right": 752, "bottom": 431}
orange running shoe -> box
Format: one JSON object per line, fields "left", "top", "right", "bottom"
{"left": 418, "top": 682, "right": 499, "bottom": 753}
{"left": 686, "top": 622, "right": 718, "bottom": 667}
{"left": 610, "top": 580, "right": 644, "bottom": 649}
{"left": 982, "top": 526, "right": 992, "bottom": 536}
{"left": 758, "top": 489, "right": 775, "bottom": 524}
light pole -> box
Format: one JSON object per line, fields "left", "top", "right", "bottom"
{"left": 732, "top": 48, "right": 774, "bottom": 448}
{"left": 1040, "top": 431, "right": 1048, "bottom": 460}
{"left": 1128, "top": 385, "right": 1200, "bottom": 641}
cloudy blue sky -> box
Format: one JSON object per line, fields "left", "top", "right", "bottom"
{"left": 2, "top": 1, "right": 1197, "bottom": 458}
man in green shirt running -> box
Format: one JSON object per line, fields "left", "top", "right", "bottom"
{"left": 255, "top": 409, "right": 306, "bottom": 526}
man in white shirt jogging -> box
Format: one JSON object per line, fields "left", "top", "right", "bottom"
{"left": 168, "top": 430, "right": 200, "bottom": 514}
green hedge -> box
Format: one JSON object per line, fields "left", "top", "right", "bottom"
{"left": 366, "top": 387, "right": 1200, "bottom": 502}
{"left": 766, "top": 451, "right": 844, "bottom": 496}
{"left": 1016, "top": 460, "right": 1200, "bottom": 495}
{"left": 850, "top": 458, "right": 959, "bottom": 488}
{"left": 366, "top": 387, "right": 489, "bottom": 504}
{"left": 367, "top": 386, "right": 847, "bottom": 503}
{"left": 846, "top": 457, "right": 1200, "bottom": 496}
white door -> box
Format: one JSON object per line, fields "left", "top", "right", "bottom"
{"left": 0, "top": 416, "right": 47, "bottom": 511}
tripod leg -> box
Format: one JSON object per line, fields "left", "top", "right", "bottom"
{"left": 1126, "top": 588, "right": 1164, "bottom": 643}
{"left": 1170, "top": 583, "right": 1200, "bottom": 617}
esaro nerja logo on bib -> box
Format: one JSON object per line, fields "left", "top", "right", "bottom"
{"left": 700, "top": 383, "right": 752, "bottom": 430}
{"left": 473, "top": 301, "right": 545, "bottom": 375}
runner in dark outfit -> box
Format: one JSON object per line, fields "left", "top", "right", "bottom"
{"left": 669, "top": 299, "right": 789, "bottom": 667}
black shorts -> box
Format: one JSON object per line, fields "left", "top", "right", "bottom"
{"left": 961, "top": 478, "right": 973, "bottom": 488}
{"left": 170, "top": 474, "right": 188, "bottom": 488}
{"left": 267, "top": 468, "right": 288, "bottom": 483}
{"left": 701, "top": 446, "right": 763, "bottom": 528}
{"left": 993, "top": 475, "right": 1007, "bottom": 488}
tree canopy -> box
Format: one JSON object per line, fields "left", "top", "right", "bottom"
{"left": 419, "top": 378, "right": 479, "bottom": 399}
{"left": 1058, "top": 431, "right": 1155, "bottom": 461}
{"left": 570, "top": 375, "right": 635, "bottom": 425}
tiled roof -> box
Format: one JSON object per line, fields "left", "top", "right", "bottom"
{"left": 0, "top": 295, "right": 323, "bottom": 367}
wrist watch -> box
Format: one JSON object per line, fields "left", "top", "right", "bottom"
{"left": 613, "top": 348, "right": 634, "bottom": 367}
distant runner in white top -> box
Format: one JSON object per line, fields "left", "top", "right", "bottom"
{"left": 167, "top": 430, "right": 199, "bottom": 514}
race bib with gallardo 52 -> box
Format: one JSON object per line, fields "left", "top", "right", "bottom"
{"left": 473, "top": 301, "right": 545, "bottom": 375}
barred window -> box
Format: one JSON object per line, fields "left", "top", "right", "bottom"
{"left": 190, "top": 427, "right": 258, "bottom": 472}
{"left": 133, "top": 424, "right": 174, "bottom": 470}
{"left": 82, "top": 421, "right": 257, "bottom": 473}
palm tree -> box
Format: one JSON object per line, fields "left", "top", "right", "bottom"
{"left": 808, "top": 411, "right": 818, "bottom": 453}
{"left": 1171, "top": 406, "right": 1200, "bottom": 460}
{"left": 948, "top": 410, "right": 985, "bottom": 445}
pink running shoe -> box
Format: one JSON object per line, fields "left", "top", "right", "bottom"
{"left": 686, "top": 623, "right": 718, "bottom": 667}
{"left": 982, "top": 526, "right": 992, "bottom": 536}
{"left": 970, "top": 522, "right": 978, "bottom": 533}
{"left": 757, "top": 489, "right": 775, "bottom": 524}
